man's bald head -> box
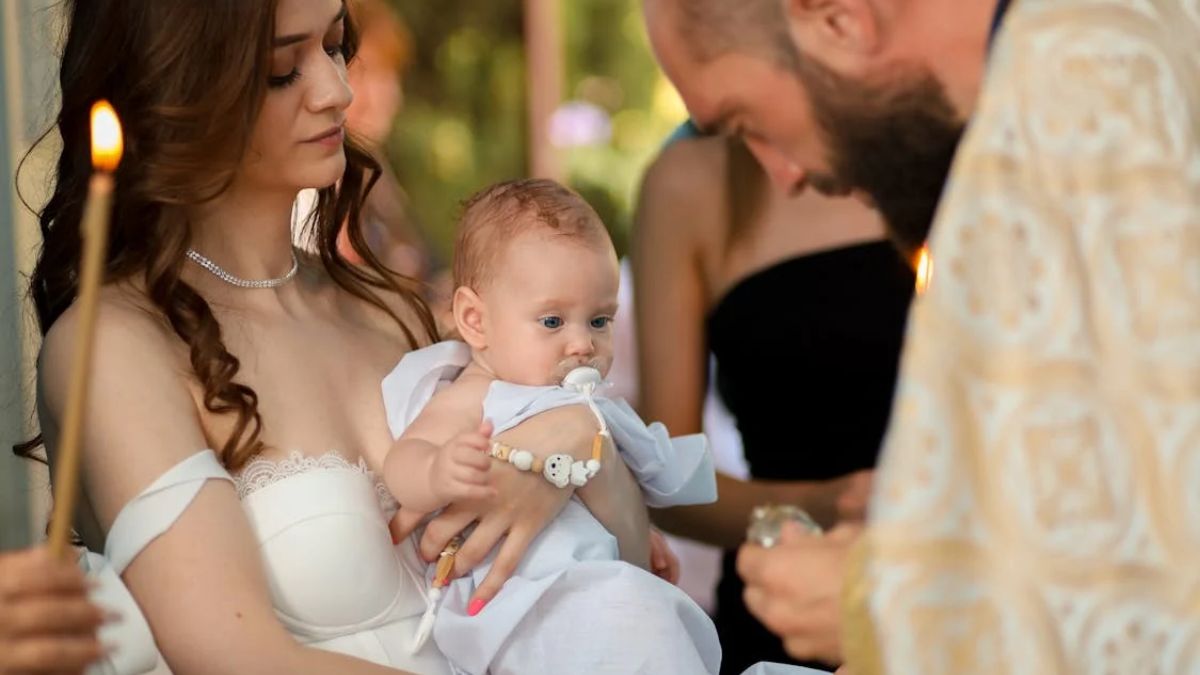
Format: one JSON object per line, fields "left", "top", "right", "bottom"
{"left": 647, "top": 0, "right": 800, "bottom": 70}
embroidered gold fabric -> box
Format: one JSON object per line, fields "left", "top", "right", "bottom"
{"left": 844, "top": 1, "right": 1200, "bottom": 672}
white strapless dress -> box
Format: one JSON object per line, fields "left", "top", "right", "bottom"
{"left": 82, "top": 450, "right": 453, "bottom": 675}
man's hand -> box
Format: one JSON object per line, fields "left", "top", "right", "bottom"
{"left": 737, "top": 522, "right": 861, "bottom": 665}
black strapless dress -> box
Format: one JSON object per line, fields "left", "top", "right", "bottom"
{"left": 707, "top": 241, "right": 914, "bottom": 673}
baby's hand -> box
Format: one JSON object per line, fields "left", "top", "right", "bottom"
{"left": 431, "top": 420, "right": 495, "bottom": 504}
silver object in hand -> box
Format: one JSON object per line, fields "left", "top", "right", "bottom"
{"left": 747, "top": 504, "right": 824, "bottom": 548}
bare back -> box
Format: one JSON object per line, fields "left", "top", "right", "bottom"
{"left": 633, "top": 135, "right": 888, "bottom": 436}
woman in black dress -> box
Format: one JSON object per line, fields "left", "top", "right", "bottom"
{"left": 633, "top": 133, "right": 913, "bottom": 673}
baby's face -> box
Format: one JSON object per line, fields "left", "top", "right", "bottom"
{"left": 478, "top": 231, "right": 619, "bottom": 386}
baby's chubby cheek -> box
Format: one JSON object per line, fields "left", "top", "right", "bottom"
{"left": 594, "top": 356, "right": 613, "bottom": 379}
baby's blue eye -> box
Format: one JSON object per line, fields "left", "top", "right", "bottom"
{"left": 540, "top": 316, "right": 563, "bottom": 329}
{"left": 590, "top": 317, "right": 612, "bottom": 329}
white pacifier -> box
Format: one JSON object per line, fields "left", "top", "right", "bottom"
{"left": 562, "top": 366, "right": 603, "bottom": 394}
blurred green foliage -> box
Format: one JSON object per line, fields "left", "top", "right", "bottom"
{"left": 386, "top": 0, "right": 685, "bottom": 261}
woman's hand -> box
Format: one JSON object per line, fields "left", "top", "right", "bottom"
{"left": 420, "top": 459, "right": 573, "bottom": 614}
{"left": 0, "top": 546, "right": 106, "bottom": 675}
{"left": 393, "top": 404, "right": 640, "bottom": 614}
{"left": 737, "top": 522, "right": 862, "bottom": 666}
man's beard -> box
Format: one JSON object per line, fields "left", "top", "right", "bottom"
{"left": 798, "top": 59, "right": 965, "bottom": 254}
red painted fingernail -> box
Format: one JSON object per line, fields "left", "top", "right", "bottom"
{"left": 467, "top": 598, "right": 487, "bottom": 617}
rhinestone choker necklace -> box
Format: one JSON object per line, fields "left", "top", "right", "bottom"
{"left": 185, "top": 248, "right": 299, "bottom": 289}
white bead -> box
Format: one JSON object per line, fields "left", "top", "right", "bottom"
{"left": 585, "top": 459, "right": 601, "bottom": 476}
{"left": 510, "top": 450, "right": 534, "bottom": 471}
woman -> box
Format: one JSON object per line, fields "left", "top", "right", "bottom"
{"left": 17, "top": 0, "right": 643, "bottom": 672}
{"left": 633, "top": 134, "right": 914, "bottom": 673}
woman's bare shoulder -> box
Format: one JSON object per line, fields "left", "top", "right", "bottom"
{"left": 40, "top": 284, "right": 189, "bottom": 420}
{"left": 39, "top": 284, "right": 209, "bottom": 532}
{"left": 641, "top": 135, "right": 728, "bottom": 203}
{"left": 637, "top": 136, "right": 731, "bottom": 247}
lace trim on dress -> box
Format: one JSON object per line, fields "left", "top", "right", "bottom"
{"left": 233, "top": 450, "right": 399, "bottom": 515}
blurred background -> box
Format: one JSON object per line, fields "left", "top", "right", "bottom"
{"left": 386, "top": 0, "right": 685, "bottom": 262}
{"left": 1, "top": 0, "right": 61, "bottom": 551}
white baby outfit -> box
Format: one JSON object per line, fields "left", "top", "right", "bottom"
{"left": 381, "top": 340, "right": 722, "bottom": 675}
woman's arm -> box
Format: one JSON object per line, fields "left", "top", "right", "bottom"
{"left": 633, "top": 140, "right": 871, "bottom": 548}
{"left": 632, "top": 139, "right": 714, "bottom": 441}
{"left": 401, "top": 404, "right": 648, "bottom": 611}
{"left": 39, "top": 296, "right": 413, "bottom": 675}
{"left": 655, "top": 472, "right": 870, "bottom": 549}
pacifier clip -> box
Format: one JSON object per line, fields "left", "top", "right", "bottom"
{"left": 488, "top": 366, "right": 608, "bottom": 488}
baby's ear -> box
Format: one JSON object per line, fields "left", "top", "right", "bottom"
{"left": 452, "top": 286, "right": 488, "bottom": 349}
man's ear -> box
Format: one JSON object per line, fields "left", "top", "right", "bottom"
{"left": 785, "top": 0, "right": 882, "bottom": 73}
{"left": 453, "top": 286, "right": 488, "bottom": 350}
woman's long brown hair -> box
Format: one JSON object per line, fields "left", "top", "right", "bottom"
{"left": 15, "top": 0, "right": 437, "bottom": 472}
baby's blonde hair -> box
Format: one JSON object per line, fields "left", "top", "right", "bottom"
{"left": 453, "top": 178, "right": 610, "bottom": 291}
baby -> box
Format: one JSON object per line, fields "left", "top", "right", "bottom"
{"left": 380, "top": 179, "right": 720, "bottom": 675}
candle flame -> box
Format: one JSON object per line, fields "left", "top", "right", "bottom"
{"left": 914, "top": 244, "right": 933, "bottom": 296}
{"left": 90, "top": 101, "right": 123, "bottom": 172}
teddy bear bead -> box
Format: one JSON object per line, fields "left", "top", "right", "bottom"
{"left": 543, "top": 454, "right": 573, "bottom": 488}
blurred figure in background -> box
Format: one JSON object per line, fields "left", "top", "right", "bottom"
{"left": 343, "top": 0, "right": 429, "bottom": 274}
{"left": 607, "top": 256, "right": 747, "bottom": 616}
{"left": 295, "top": 0, "right": 447, "bottom": 318}
{"left": 633, "top": 130, "right": 913, "bottom": 673}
